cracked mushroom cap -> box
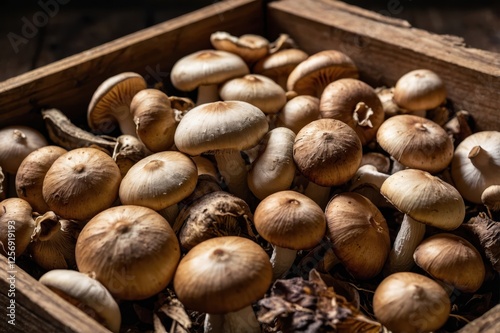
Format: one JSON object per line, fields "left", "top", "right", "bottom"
{"left": 170, "top": 49, "right": 249, "bottom": 92}
{"left": 174, "top": 101, "right": 268, "bottom": 156}
{"left": 210, "top": 31, "right": 270, "bottom": 64}
{"left": 173, "top": 236, "right": 272, "bottom": 314}
{"left": 88, "top": 72, "right": 147, "bottom": 136}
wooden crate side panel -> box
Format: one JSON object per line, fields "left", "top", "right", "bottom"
{"left": 0, "top": 0, "right": 264, "bottom": 127}
{"left": 267, "top": 0, "right": 500, "bottom": 131}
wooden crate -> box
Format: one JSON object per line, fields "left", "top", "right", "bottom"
{"left": 0, "top": 0, "right": 499, "bottom": 332}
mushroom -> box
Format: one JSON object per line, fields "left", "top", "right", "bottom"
{"left": 173, "top": 236, "right": 272, "bottom": 333}
{"left": 130, "top": 88, "right": 184, "bottom": 152}
{"left": 174, "top": 101, "right": 268, "bottom": 201}
{"left": 15, "top": 145, "right": 68, "bottom": 214}
{"left": 374, "top": 86, "right": 407, "bottom": 118}
{"left": 87, "top": 72, "right": 147, "bottom": 136}
{"left": 219, "top": 74, "right": 287, "bottom": 116}
{"left": 286, "top": 49, "right": 359, "bottom": 98}
{"left": 380, "top": 169, "right": 465, "bottom": 273}
{"left": 376, "top": 114, "right": 454, "bottom": 174}
{"left": 42, "top": 147, "right": 122, "bottom": 221}
{"left": 247, "top": 127, "right": 296, "bottom": 200}
{"left": 170, "top": 49, "right": 249, "bottom": 105}
{"left": 373, "top": 272, "right": 450, "bottom": 333}
{"left": 482, "top": 185, "right": 500, "bottom": 218}
{"left": 324, "top": 192, "right": 391, "bottom": 280}
{"left": 451, "top": 130, "right": 500, "bottom": 204}
{"left": 176, "top": 191, "right": 256, "bottom": 251}
{"left": 348, "top": 164, "right": 391, "bottom": 208}
{"left": 275, "top": 95, "right": 320, "bottom": 134}
{"left": 210, "top": 31, "right": 269, "bottom": 65}
{"left": 413, "top": 233, "right": 486, "bottom": 293}
{"left": 119, "top": 151, "right": 198, "bottom": 215}
{"left": 253, "top": 190, "right": 326, "bottom": 279}
{"left": 39, "top": 269, "right": 121, "bottom": 333}
{"left": 0, "top": 198, "right": 35, "bottom": 258}
{"left": 0, "top": 125, "right": 48, "bottom": 174}
{"left": 360, "top": 152, "right": 391, "bottom": 174}
{"left": 75, "top": 205, "right": 180, "bottom": 300}
{"left": 253, "top": 48, "right": 309, "bottom": 89}
{"left": 320, "top": 78, "right": 385, "bottom": 145}
{"left": 191, "top": 155, "right": 219, "bottom": 179}
{"left": 393, "top": 69, "right": 447, "bottom": 113}
{"left": 111, "top": 134, "right": 149, "bottom": 178}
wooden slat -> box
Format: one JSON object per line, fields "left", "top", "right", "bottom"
{"left": 0, "top": 255, "right": 110, "bottom": 333}
{"left": 0, "top": 0, "right": 264, "bottom": 127}
{"left": 266, "top": 0, "right": 500, "bottom": 131}
{"left": 457, "top": 304, "right": 500, "bottom": 333}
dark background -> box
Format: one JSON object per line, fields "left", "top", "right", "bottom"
{"left": 1, "top": 0, "right": 499, "bottom": 82}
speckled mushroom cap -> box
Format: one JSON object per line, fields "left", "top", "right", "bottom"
{"left": 376, "top": 114, "right": 454, "bottom": 173}
{"left": 173, "top": 236, "right": 273, "bottom": 314}
{"left": 170, "top": 49, "right": 249, "bottom": 92}
{"left": 393, "top": 69, "right": 447, "bottom": 111}
{"left": 174, "top": 101, "right": 268, "bottom": 155}
{"left": 210, "top": 31, "right": 270, "bottom": 64}
{"left": 88, "top": 72, "right": 147, "bottom": 135}
{"left": 286, "top": 49, "right": 359, "bottom": 97}
{"left": 380, "top": 169, "right": 465, "bottom": 230}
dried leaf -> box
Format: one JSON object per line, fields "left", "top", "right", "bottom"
{"left": 462, "top": 212, "right": 500, "bottom": 272}
{"left": 154, "top": 313, "right": 168, "bottom": 333}
{"left": 159, "top": 301, "right": 192, "bottom": 330}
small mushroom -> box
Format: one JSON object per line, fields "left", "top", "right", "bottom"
{"left": 87, "top": 72, "right": 147, "bottom": 136}
{"left": 253, "top": 190, "right": 326, "bottom": 279}
{"left": 170, "top": 50, "right": 249, "bottom": 105}
{"left": 15, "top": 145, "right": 68, "bottom": 214}
{"left": 75, "top": 205, "right": 181, "bottom": 300}
{"left": 393, "top": 69, "right": 447, "bottom": 112}
{"left": 376, "top": 114, "right": 454, "bottom": 174}
{"left": 286, "top": 50, "right": 359, "bottom": 97}
{"left": 111, "top": 134, "right": 149, "bottom": 178}
{"left": 414, "top": 233, "right": 486, "bottom": 293}
{"left": 0, "top": 125, "right": 48, "bottom": 174}
{"left": 39, "top": 269, "right": 121, "bottom": 333}
{"left": 0, "top": 198, "right": 35, "bottom": 258}
{"left": 482, "top": 185, "right": 500, "bottom": 218}
{"left": 375, "top": 86, "right": 407, "bottom": 117}
{"left": 373, "top": 272, "right": 450, "bottom": 333}
{"left": 253, "top": 48, "right": 308, "bottom": 89}
{"left": 320, "top": 78, "right": 385, "bottom": 145}
{"left": 42, "top": 147, "right": 122, "bottom": 221}
{"left": 173, "top": 236, "right": 272, "bottom": 333}
{"left": 210, "top": 31, "right": 270, "bottom": 65}
{"left": 275, "top": 95, "right": 320, "bottom": 134}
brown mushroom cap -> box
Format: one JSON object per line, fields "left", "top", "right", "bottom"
{"left": 210, "top": 31, "right": 269, "bottom": 64}
{"left": 276, "top": 95, "right": 320, "bottom": 134}
{"left": 88, "top": 72, "right": 146, "bottom": 136}
{"left": 414, "top": 233, "right": 486, "bottom": 293}
{"left": 320, "top": 78, "right": 385, "bottom": 145}
{"left": 286, "top": 50, "right": 359, "bottom": 97}
{"left": 173, "top": 236, "right": 272, "bottom": 314}
{"left": 253, "top": 48, "right": 308, "bottom": 88}
{"left": 293, "top": 118, "right": 362, "bottom": 187}
{"left": 373, "top": 272, "right": 450, "bottom": 333}
{"left": 393, "top": 69, "right": 447, "bottom": 111}
{"left": 376, "top": 114, "right": 454, "bottom": 173}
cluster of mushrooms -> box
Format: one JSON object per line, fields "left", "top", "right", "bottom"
{"left": 1, "top": 31, "right": 499, "bottom": 333}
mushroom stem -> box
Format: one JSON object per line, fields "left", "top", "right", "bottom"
{"left": 215, "top": 150, "right": 250, "bottom": 201}
{"left": 353, "top": 102, "right": 374, "bottom": 127}
{"left": 196, "top": 84, "right": 220, "bottom": 105}
{"left": 270, "top": 245, "right": 298, "bottom": 280}
{"left": 469, "top": 146, "right": 492, "bottom": 170}
{"left": 304, "top": 181, "right": 331, "bottom": 209}
{"left": 157, "top": 204, "right": 179, "bottom": 227}
{"left": 204, "top": 305, "right": 261, "bottom": 333}
{"left": 349, "top": 164, "right": 389, "bottom": 191}
{"left": 319, "top": 247, "right": 342, "bottom": 272}
{"left": 115, "top": 105, "right": 138, "bottom": 136}
{"left": 384, "top": 214, "right": 426, "bottom": 275}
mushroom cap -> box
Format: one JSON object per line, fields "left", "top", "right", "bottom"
{"left": 276, "top": 95, "right": 320, "bottom": 134}
{"left": 219, "top": 74, "right": 287, "bottom": 114}
{"left": 293, "top": 118, "right": 362, "bottom": 187}
{"left": 376, "top": 114, "right": 454, "bottom": 173}
{"left": 174, "top": 101, "right": 269, "bottom": 156}
{"left": 320, "top": 78, "right": 385, "bottom": 145}
{"left": 119, "top": 151, "right": 198, "bottom": 211}
{"left": 373, "top": 272, "right": 450, "bottom": 333}
{"left": 0, "top": 197, "right": 35, "bottom": 257}
{"left": 210, "top": 31, "right": 269, "bottom": 64}
{"left": 253, "top": 190, "right": 326, "bottom": 250}
{"left": 253, "top": 48, "right": 308, "bottom": 80}
{"left": 393, "top": 69, "right": 447, "bottom": 111}
{"left": 414, "top": 233, "right": 486, "bottom": 293}
{"left": 482, "top": 185, "right": 500, "bottom": 211}
{"left": 173, "top": 236, "right": 272, "bottom": 314}
{"left": 39, "top": 269, "right": 121, "bottom": 333}
{"left": 325, "top": 192, "right": 390, "bottom": 280}
{"left": 286, "top": 49, "right": 359, "bottom": 97}
{"left": 170, "top": 49, "right": 249, "bottom": 92}
{"left": 88, "top": 72, "right": 146, "bottom": 135}
{"left": 451, "top": 130, "right": 500, "bottom": 204}
{"left": 380, "top": 169, "right": 465, "bottom": 230}
{"left": 75, "top": 205, "right": 181, "bottom": 300}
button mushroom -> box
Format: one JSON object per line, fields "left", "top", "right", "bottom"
{"left": 0, "top": 198, "right": 35, "bottom": 258}
{"left": 275, "top": 95, "right": 320, "bottom": 134}
{"left": 210, "top": 31, "right": 270, "bottom": 65}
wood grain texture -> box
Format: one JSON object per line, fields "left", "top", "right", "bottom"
{"left": 457, "top": 304, "right": 500, "bottom": 333}
{"left": 1, "top": 255, "right": 110, "bottom": 333}
{"left": 267, "top": 0, "right": 500, "bottom": 131}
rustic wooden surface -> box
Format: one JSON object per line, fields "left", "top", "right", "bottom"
{"left": 457, "top": 304, "right": 500, "bottom": 333}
